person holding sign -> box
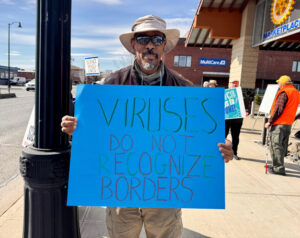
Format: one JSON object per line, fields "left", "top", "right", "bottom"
{"left": 265, "top": 75, "right": 300, "bottom": 176}
{"left": 225, "top": 82, "right": 244, "bottom": 160}
{"left": 62, "top": 15, "right": 233, "bottom": 238}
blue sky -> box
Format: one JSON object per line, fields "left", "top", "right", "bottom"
{"left": 0, "top": 0, "right": 198, "bottom": 72}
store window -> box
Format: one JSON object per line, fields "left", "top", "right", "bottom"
{"left": 174, "top": 56, "right": 192, "bottom": 67}
{"left": 292, "top": 61, "right": 300, "bottom": 72}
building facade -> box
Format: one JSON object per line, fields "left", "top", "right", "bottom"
{"left": 164, "top": 38, "right": 300, "bottom": 88}
{"left": 17, "top": 70, "right": 35, "bottom": 81}
{"left": 0, "top": 65, "right": 20, "bottom": 85}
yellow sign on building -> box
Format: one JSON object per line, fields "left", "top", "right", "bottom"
{"left": 271, "top": 0, "right": 296, "bottom": 25}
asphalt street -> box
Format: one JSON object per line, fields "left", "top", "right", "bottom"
{"left": 0, "top": 86, "right": 34, "bottom": 188}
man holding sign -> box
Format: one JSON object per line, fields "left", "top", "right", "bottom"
{"left": 62, "top": 15, "right": 233, "bottom": 238}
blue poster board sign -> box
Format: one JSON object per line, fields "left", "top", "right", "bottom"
{"left": 67, "top": 85, "right": 225, "bottom": 209}
{"left": 225, "top": 87, "right": 246, "bottom": 119}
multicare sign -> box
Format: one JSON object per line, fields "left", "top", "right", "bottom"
{"left": 198, "top": 58, "right": 227, "bottom": 67}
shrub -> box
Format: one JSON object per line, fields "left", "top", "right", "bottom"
{"left": 254, "top": 93, "right": 262, "bottom": 105}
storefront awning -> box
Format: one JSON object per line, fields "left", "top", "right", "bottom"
{"left": 186, "top": 0, "right": 300, "bottom": 51}
{"left": 185, "top": 0, "right": 249, "bottom": 48}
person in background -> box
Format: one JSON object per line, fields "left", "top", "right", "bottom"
{"left": 203, "top": 81, "right": 209, "bottom": 87}
{"left": 265, "top": 75, "right": 300, "bottom": 175}
{"left": 61, "top": 15, "right": 234, "bottom": 238}
{"left": 225, "top": 81, "right": 243, "bottom": 160}
{"left": 208, "top": 79, "right": 217, "bottom": 87}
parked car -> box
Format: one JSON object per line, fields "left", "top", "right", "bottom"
{"left": 10, "top": 77, "right": 27, "bottom": 86}
{"left": 25, "top": 79, "right": 35, "bottom": 91}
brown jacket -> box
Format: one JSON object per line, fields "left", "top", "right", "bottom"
{"left": 103, "top": 64, "right": 193, "bottom": 86}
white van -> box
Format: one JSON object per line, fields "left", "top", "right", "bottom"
{"left": 10, "top": 77, "right": 27, "bottom": 86}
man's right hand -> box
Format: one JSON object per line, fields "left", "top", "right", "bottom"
{"left": 61, "top": 115, "right": 77, "bottom": 136}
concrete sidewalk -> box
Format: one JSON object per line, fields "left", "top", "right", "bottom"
{"left": 1, "top": 116, "right": 300, "bottom": 238}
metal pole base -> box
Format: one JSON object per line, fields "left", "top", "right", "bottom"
{"left": 20, "top": 145, "right": 80, "bottom": 238}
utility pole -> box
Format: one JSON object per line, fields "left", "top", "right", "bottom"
{"left": 20, "top": 0, "right": 80, "bottom": 237}
{"left": 8, "top": 21, "right": 22, "bottom": 93}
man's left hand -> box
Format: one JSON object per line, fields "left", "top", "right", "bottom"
{"left": 218, "top": 139, "right": 234, "bottom": 163}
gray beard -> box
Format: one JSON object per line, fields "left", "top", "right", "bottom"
{"left": 141, "top": 62, "right": 156, "bottom": 71}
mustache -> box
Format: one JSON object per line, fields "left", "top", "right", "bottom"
{"left": 142, "top": 49, "right": 158, "bottom": 59}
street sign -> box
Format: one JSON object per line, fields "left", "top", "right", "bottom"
{"left": 84, "top": 56, "right": 100, "bottom": 76}
{"left": 22, "top": 106, "right": 35, "bottom": 147}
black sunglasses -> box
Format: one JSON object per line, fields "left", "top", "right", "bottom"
{"left": 135, "top": 35, "right": 165, "bottom": 46}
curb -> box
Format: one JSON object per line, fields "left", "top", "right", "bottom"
{"left": 0, "top": 93, "right": 16, "bottom": 99}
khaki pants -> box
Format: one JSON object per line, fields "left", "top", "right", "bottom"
{"left": 106, "top": 207, "right": 182, "bottom": 238}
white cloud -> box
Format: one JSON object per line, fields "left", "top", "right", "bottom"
{"left": 71, "top": 53, "right": 94, "bottom": 57}
{"left": 0, "top": 0, "right": 15, "bottom": 5}
{"left": 107, "top": 47, "right": 130, "bottom": 55}
{"left": 17, "top": 64, "right": 35, "bottom": 71}
{"left": 0, "top": 31, "right": 35, "bottom": 46}
{"left": 25, "top": 0, "right": 35, "bottom": 4}
{"left": 11, "top": 33, "right": 35, "bottom": 45}
{"left": 165, "top": 18, "right": 193, "bottom": 24}
{"left": 71, "top": 37, "right": 121, "bottom": 49}
{"left": 90, "top": 0, "right": 122, "bottom": 5}
{"left": 19, "top": 0, "right": 35, "bottom": 10}
{"left": 165, "top": 17, "right": 193, "bottom": 37}
{"left": 5, "top": 51, "right": 21, "bottom": 56}
{"left": 190, "top": 8, "right": 197, "bottom": 14}
{"left": 73, "top": 0, "right": 122, "bottom": 4}
{"left": 72, "top": 25, "right": 129, "bottom": 37}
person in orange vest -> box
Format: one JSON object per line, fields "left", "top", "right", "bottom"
{"left": 265, "top": 75, "right": 300, "bottom": 175}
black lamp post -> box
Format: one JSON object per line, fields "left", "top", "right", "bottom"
{"left": 8, "top": 21, "right": 22, "bottom": 94}
{"left": 20, "top": 0, "right": 80, "bottom": 237}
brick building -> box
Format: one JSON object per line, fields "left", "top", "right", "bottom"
{"left": 164, "top": 38, "right": 300, "bottom": 88}
{"left": 17, "top": 70, "right": 35, "bottom": 80}
{"left": 164, "top": 38, "right": 232, "bottom": 87}
{"left": 174, "top": 0, "right": 300, "bottom": 98}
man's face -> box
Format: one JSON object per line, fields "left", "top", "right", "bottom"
{"left": 278, "top": 83, "right": 284, "bottom": 89}
{"left": 209, "top": 84, "right": 216, "bottom": 88}
{"left": 229, "top": 82, "right": 235, "bottom": 89}
{"left": 131, "top": 31, "right": 166, "bottom": 75}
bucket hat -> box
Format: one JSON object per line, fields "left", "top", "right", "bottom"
{"left": 208, "top": 79, "right": 218, "bottom": 86}
{"left": 119, "top": 15, "right": 180, "bottom": 54}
